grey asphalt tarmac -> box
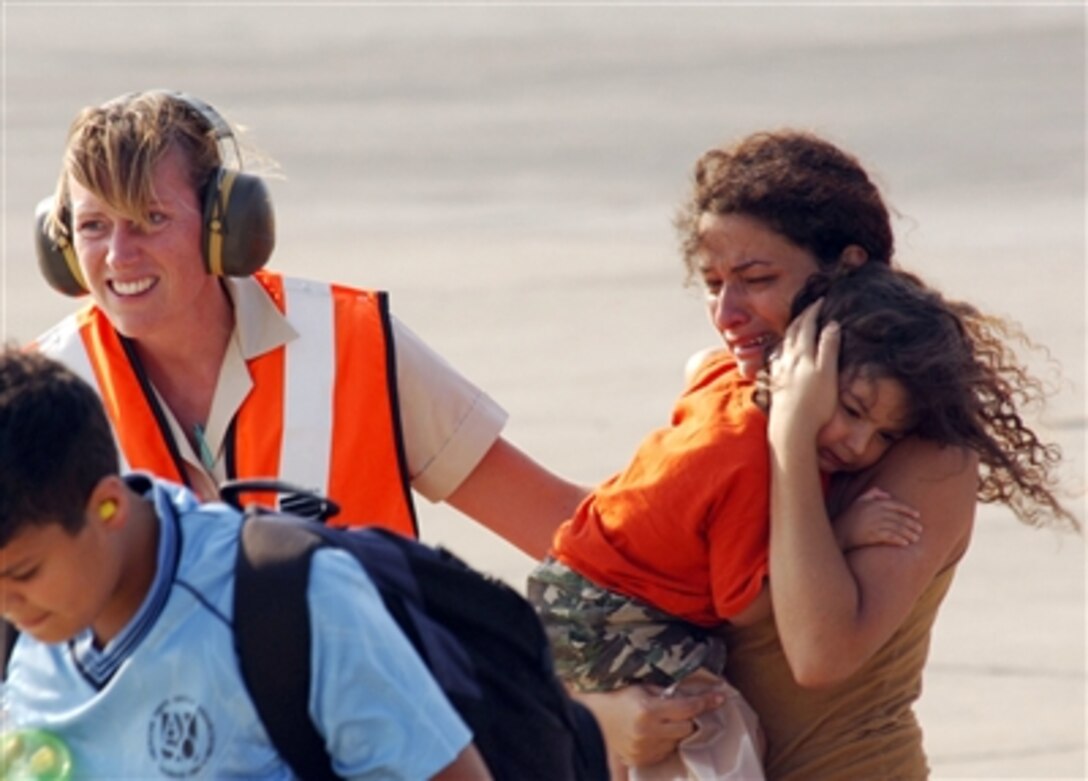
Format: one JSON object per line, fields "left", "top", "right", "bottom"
{"left": 2, "top": 3, "right": 1084, "bottom": 778}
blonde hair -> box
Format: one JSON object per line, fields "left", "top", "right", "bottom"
{"left": 47, "top": 91, "right": 226, "bottom": 243}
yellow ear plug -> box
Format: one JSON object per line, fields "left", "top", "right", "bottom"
{"left": 99, "top": 499, "right": 117, "bottom": 520}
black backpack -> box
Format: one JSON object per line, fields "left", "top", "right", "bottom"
{"left": 225, "top": 481, "right": 607, "bottom": 781}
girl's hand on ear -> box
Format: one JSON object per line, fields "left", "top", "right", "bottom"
{"left": 768, "top": 299, "right": 840, "bottom": 448}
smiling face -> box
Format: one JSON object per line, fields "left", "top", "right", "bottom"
{"left": 815, "top": 368, "right": 913, "bottom": 474}
{"left": 67, "top": 146, "right": 224, "bottom": 342}
{"left": 695, "top": 212, "right": 822, "bottom": 379}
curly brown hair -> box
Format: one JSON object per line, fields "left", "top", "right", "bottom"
{"left": 790, "top": 264, "right": 1077, "bottom": 530}
{"left": 675, "top": 130, "right": 894, "bottom": 280}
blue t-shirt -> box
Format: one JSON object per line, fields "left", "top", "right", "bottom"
{"left": 2, "top": 476, "right": 470, "bottom": 779}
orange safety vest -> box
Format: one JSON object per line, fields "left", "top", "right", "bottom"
{"left": 35, "top": 270, "right": 417, "bottom": 536}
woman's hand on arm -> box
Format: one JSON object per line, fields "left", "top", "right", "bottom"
{"left": 446, "top": 437, "right": 590, "bottom": 559}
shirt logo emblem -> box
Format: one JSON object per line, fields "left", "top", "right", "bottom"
{"left": 148, "top": 696, "right": 215, "bottom": 777}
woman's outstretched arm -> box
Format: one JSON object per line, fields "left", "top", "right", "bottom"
{"left": 446, "top": 437, "right": 590, "bottom": 559}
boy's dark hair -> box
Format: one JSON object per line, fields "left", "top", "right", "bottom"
{"left": 790, "top": 264, "right": 1074, "bottom": 529}
{"left": 0, "top": 348, "right": 118, "bottom": 545}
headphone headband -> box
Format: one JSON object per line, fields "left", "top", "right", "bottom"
{"left": 103, "top": 89, "right": 232, "bottom": 140}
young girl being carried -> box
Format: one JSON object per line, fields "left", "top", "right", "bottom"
{"left": 527, "top": 261, "right": 1067, "bottom": 781}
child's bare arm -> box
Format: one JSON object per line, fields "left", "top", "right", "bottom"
{"left": 833, "top": 486, "right": 922, "bottom": 551}
{"left": 432, "top": 744, "right": 493, "bottom": 780}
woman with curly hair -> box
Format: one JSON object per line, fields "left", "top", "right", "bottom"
{"left": 583, "top": 130, "right": 1076, "bottom": 780}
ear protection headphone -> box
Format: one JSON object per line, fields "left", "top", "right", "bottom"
{"left": 34, "top": 90, "right": 276, "bottom": 297}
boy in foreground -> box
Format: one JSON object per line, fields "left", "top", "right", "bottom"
{"left": 0, "top": 349, "right": 490, "bottom": 780}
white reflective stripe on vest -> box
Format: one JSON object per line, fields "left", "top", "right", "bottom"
{"left": 279, "top": 277, "right": 336, "bottom": 497}
{"left": 37, "top": 313, "right": 133, "bottom": 474}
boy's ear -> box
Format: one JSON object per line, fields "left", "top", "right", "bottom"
{"left": 87, "top": 475, "right": 127, "bottom": 527}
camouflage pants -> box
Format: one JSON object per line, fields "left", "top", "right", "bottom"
{"left": 526, "top": 558, "right": 727, "bottom": 693}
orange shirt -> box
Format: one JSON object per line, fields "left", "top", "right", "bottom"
{"left": 552, "top": 353, "right": 769, "bottom": 626}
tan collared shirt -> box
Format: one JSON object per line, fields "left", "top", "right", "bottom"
{"left": 156, "top": 276, "right": 507, "bottom": 503}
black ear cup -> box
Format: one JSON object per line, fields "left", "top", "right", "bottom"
{"left": 201, "top": 168, "right": 276, "bottom": 278}
{"left": 34, "top": 92, "right": 276, "bottom": 297}
{"left": 34, "top": 198, "right": 88, "bottom": 297}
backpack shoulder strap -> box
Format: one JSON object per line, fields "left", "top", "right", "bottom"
{"left": 1, "top": 620, "right": 19, "bottom": 681}
{"left": 234, "top": 515, "right": 340, "bottom": 781}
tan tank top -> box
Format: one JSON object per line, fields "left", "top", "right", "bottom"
{"left": 723, "top": 565, "right": 958, "bottom": 780}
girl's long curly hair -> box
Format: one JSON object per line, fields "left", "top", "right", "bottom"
{"left": 790, "top": 264, "right": 1077, "bottom": 530}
